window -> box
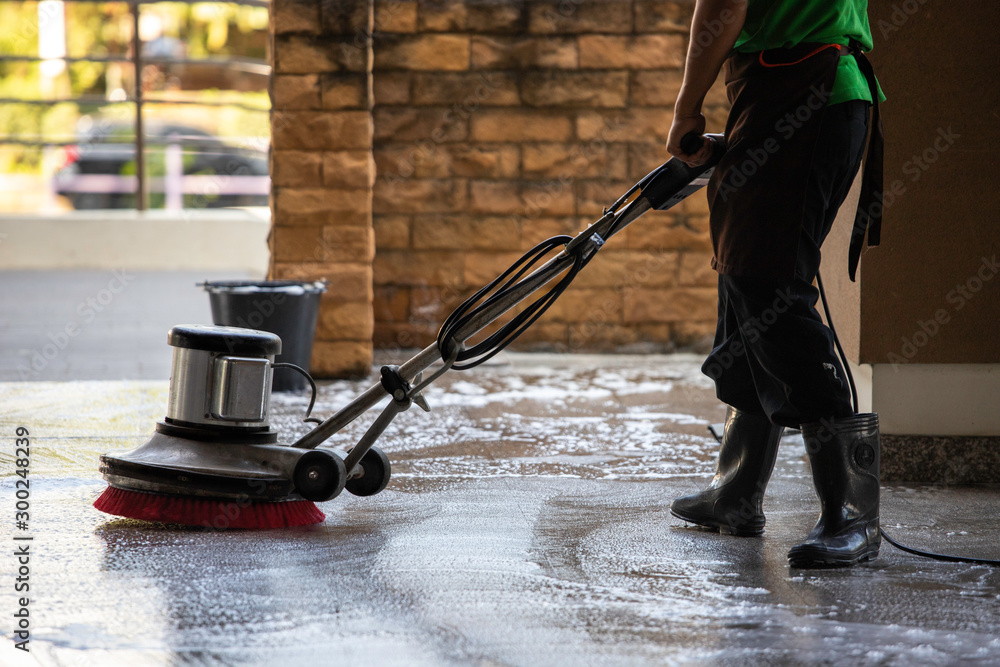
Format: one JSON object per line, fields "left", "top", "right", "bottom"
{"left": 0, "top": 0, "right": 271, "bottom": 212}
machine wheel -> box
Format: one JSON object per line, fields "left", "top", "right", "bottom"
{"left": 293, "top": 450, "right": 347, "bottom": 502}
{"left": 345, "top": 447, "right": 391, "bottom": 497}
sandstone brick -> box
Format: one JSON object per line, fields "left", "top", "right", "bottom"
{"left": 412, "top": 214, "right": 521, "bottom": 251}
{"left": 418, "top": 0, "right": 466, "bottom": 31}
{"left": 468, "top": 180, "right": 575, "bottom": 217}
{"left": 521, "top": 71, "right": 628, "bottom": 108}
{"left": 522, "top": 143, "right": 627, "bottom": 180}
{"left": 471, "top": 36, "right": 577, "bottom": 69}
{"left": 573, "top": 112, "right": 632, "bottom": 148}
{"left": 375, "top": 34, "right": 470, "bottom": 71}
{"left": 374, "top": 285, "right": 410, "bottom": 323}
{"left": 544, "top": 288, "right": 622, "bottom": 323}
{"left": 509, "top": 322, "right": 568, "bottom": 349}
{"left": 575, "top": 179, "right": 632, "bottom": 217}
{"left": 705, "top": 105, "right": 729, "bottom": 131}
{"left": 577, "top": 108, "right": 671, "bottom": 143}
{"left": 672, "top": 320, "right": 717, "bottom": 351}
{"left": 311, "top": 340, "right": 373, "bottom": 379}
{"left": 274, "top": 35, "right": 368, "bottom": 74}
{"left": 273, "top": 1, "right": 321, "bottom": 35}
{"left": 678, "top": 251, "right": 716, "bottom": 286}
{"left": 272, "top": 196, "right": 371, "bottom": 227}
{"left": 271, "top": 262, "right": 373, "bottom": 301}
{"left": 273, "top": 225, "right": 324, "bottom": 262}
{"left": 681, "top": 189, "right": 711, "bottom": 216}
{"left": 569, "top": 250, "right": 632, "bottom": 288}
{"left": 567, "top": 323, "right": 642, "bottom": 352}
{"left": 447, "top": 145, "right": 520, "bottom": 178}
{"left": 633, "top": 323, "right": 674, "bottom": 349}
{"left": 273, "top": 74, "right": 321, "bottom": 110}
{"left": 320, "top": 0, "right": 372, "bottom": 35}
{"left": 578, "top": 35, "right": 685, "bottom": 69}
{"left": 470, "top": 109, "right": 573, "bottom": 142}
{"left": 374, "top": 249, "right": 466, "bottom": 287}
{"left": 627, "top": 142, "right": 674, "bottom": 181}
{"left": 373, "top": 106, "right": 468, "bottom": 143}
{"left": 273, "top": 111, "right": 372, "bottom": 150}
{"left": 375, "top": 0, "right": 417, "bottom": 33}
{"left": 411, "top": 71, "right": 519, "bottom": 106}
{"left": 374, "top": 178, "right": 467, "bottom": 213}
{"left": 462, "top": 251, "right": 525, "bottom": 287}
{"left": 519, "top": 217, "right": 579, "bottom": 249}
{"left": 408, "top": 285, "right": 464, "bottom": 323}
{"left": 626, "top": 215, "right": 712, "bottom": 252}
{"left": 373, "top": 71, "right": 412, "bottom": 104}
{"left": 375, "top": 144, "right": 450, "bottom": 179}
{"left": 321, "top": 225, "right": 376, "bottom": 263}
{"left": 467, "top": 180, "right": 521, "bottom": 215}
{"left": 321, "top": 74, "right": 370, "bottom": 109}
{"left": 528, "top": 1, "right": 633, "bottom": 35}
{"left": 622, "top": 250, "right": 680, "bottom": 289}
{"left": 521, "top": 180, "right": 577, "bottom": 217}
{"left": 685, "top": 214, "right": 710, "bottom": 234}
{"left": 275, "top": 188, "right": 371, "bottom": 218}
{"left": 272, "top": 151, "right": 323, "bottom": 187}
{"left": 374, "top": 214, "right": 411, "bottom": 249}
{"left": 373, "top": 322, "right": 438, "bottom": 350}
{"left": 466, "top": 1, "right": 525, "bottom": 33}
{"left": 317, "top": 300, "right": 374, "bottom": 340}
{"left": 630, "top": 70, "right": 683, "bottom": 107}
{"left": 633, "top": 1, "right": 694, "bottom": 34}
{"left": 323, "top": 150, "right": 375, "bottom": 188}
{"left": 624, "top": 287, "right": 717, "bottom": 323}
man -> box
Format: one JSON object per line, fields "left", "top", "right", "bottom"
{"left": 665, "top": 0, "right": 884, "bottom": 568}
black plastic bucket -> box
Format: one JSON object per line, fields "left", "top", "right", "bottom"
{"left": 202, "top": 280, "right": 327, "bottom": 392}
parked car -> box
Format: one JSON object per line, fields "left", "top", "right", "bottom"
{"left": 55, "top": 119, "right": 269, "bottom": 210}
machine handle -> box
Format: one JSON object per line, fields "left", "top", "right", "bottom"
{"left": 680, "top": 131, "right": 727, "bottom": 164}
{"left": 679, "top": 131, "right": 705, "bottom": 156}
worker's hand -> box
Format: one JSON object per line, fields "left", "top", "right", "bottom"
{"left": 666, "top": 112, "right": 711, "bottom": 167}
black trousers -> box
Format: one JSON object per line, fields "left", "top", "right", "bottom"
{"left": 701, "top": 100, "right": 869, "bottom": 428}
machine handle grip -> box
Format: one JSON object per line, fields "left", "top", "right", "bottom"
{"left": 679, "top": 131, "right": 705, "bottom": 156}
{"left": 679, "top": 131, "right": 727, "bottom": 164}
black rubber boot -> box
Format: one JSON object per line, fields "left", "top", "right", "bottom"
{"left": 788, "top": 413, "right": 881, "bottom": 568}
{"left": 670, "top": 407, "right": 784, "bottom": 536}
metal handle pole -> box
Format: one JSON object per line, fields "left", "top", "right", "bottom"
{"left": 291, "top": 343, "right": 442, "bottom": 449}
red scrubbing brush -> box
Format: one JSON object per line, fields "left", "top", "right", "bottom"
{"left": 94, "top": 486, "right": 325, "bottom": 530}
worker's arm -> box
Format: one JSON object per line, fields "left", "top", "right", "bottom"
{"left": 666, "top": 0, "right": 747, "bottom": 166}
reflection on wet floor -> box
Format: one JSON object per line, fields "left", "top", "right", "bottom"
{"left": 1, "top": 353, "right": 999, "bottom": 666}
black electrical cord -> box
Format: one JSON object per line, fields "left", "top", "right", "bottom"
{"left": 271, "top": 362, "right": 321, "bottom": 424}
{"left": 816, "top": 273, "right": 1000, "bottom": 567}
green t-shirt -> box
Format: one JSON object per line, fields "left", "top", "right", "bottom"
{"left": 734, "top": 0, "right": 881, "bottom": 106}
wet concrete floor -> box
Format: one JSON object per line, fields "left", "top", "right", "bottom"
{"left": 1, "top": 353, "right": 999, "bottom": 666}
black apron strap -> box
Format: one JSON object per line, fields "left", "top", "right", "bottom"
{"left": 846, "top": 41, "right": 884, "bottom": 281}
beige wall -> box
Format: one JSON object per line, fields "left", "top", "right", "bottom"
{"left": 859, "top": 0, "right": 1000, "bottom": 366}
{"left": 825, "top": 1, "right": 1000, "bottom": 438}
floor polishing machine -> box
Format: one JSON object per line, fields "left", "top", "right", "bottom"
{"left": 94, "top": 134, "right": 726, "bottom": 528}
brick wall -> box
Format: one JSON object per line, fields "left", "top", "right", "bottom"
{"left": 271, "top": 0, "right": 729, "bottom": 377}
{"left": 370, "top": 0, "right": 728, "bottom": 356}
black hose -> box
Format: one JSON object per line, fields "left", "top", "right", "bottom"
{"left": 437, "top": 234, "right": 596, "bottom": 371}
{"left": 817, "top": 273, "right": 1000, "bottom": 567}
{"left": 271, "top": 362, "right": 321, "bottom": 424}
